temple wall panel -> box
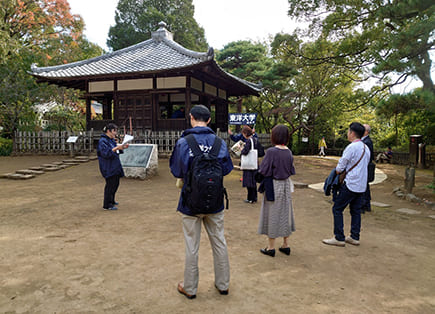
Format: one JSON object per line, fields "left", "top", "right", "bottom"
{"left": 157, "top": 76, "right": 186, "bottom": 89}
{"left": 89, "top": 81, "right": 114, "bottom": 92}
{"left": 118, "top": 78, "right": 153, "bottom": 91}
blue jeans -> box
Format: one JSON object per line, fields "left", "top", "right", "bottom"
{"left": 332, "top": 184, "right": 364, "bottom": 241}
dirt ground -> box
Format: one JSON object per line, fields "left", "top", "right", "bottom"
{"left": 0, "top": 154, "right": 434, "bottom": 313}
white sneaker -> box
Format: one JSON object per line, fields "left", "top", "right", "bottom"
{"left": 322, "top": 237, "right": 345, "bottom": 247}
{"left": 345, "top": 236, "right": 360, "bottom": 246}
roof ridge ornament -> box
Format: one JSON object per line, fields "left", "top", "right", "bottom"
{"left": 152, "top": 21, "right": 174, "bottom": 42}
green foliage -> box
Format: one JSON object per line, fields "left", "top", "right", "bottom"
{"left": 0, "top": 0, "right": 103, "bottom": 139}
{"left": 0, "top": 137, "right": 13, "bottom": 156}
{"left": 287, "top": 0, "right": 435, "bottom": 94}
{"left": 43, "top": 105, "right": 86, "bottom": 132}
{"left": 376, "top": 90, "right": 435, "bottom": 146}
{"left": 107, "top": 0, "right": 208, "bottom": 51}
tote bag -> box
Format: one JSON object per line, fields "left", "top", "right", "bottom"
{"left": 240, "top": 138, "right": 258, "bottom": 170}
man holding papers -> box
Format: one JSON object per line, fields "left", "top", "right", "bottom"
{"left": 97, "top": 123, "right": 129, "bottom": 211}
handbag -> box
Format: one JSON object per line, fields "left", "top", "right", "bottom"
{"left": 338, "top": 146, "right": 366, "bottom": 185}
{"left": 240, "top": 138, "right": 258, "bottom": 170}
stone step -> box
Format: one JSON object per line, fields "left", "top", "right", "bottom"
{"left": 16, "top": 169, "right": 44, "bottom": 175}
{"left": 43, "top": 167, "right": 61, "bottom": 171}
{"left": 63, "top": 159, "right": 88, "bottom": 163}
{"left": 28, "top": 166, "right": 44, "bottom": 171}
{"left": 41, "top": 164, "right": 58, "bottom": 167}
{"left": 8, "top": 173, "right": 35, "bottom": 180}
{"left": 75, "top": 156, "right": 91, "bottom": 160}
{"left": 371, "top": 201, "right": 391, "bottom": 208}
{"left": 396, "top": 208, "right": 421, "bottom": 215}
{"left": 293, "top": 181, "right": 309, "bottom": 189}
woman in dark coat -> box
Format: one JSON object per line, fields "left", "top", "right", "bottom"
{"left": 240, "top": 125, "right": 264, "bottom": 203}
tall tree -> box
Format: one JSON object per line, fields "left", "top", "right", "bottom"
{"left": 271, "top": 33, "right": 368, "bottom": 151}
{"left": 216, "top": 40, "right": 298, "bottom": 133}
{"left": 107, "top": 0, "right": 208, "bottom": 51}
{"left": 0, "top": 0, "right": 103, "bottom": 138}
{"left": 287, "top": 0, "right": 435, "bottom": 94}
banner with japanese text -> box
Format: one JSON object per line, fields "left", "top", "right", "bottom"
{"left": 228, "top": 113, "right": 257, "bottom": 125}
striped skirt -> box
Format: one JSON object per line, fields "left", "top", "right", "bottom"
{"left": 258, "top": 177, "right": 295, "bottom": 238}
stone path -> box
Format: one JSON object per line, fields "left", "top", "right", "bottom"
{"left": 304, "top": 157, "right": 434, "bottom": 220}
{"left": 0, "top": 156, "right": 97, "bottom": 180}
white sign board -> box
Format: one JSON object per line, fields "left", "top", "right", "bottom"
{"left": 67, "top": 136, "right": 79, "bottom": 143}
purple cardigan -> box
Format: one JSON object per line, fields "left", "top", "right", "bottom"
{"left": 259, "top": 147, "right": 295, "bottom": 179}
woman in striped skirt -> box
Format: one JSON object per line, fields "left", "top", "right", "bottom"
{"left": 257, "top": 124, "right": 296, "bottom": 257}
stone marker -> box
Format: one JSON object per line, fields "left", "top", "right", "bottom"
{"left": 396, "top": 208, "right": 421, "bottom": 215}
{"left": 120, "top": 144, "right": 158, "bottom": 180}
{"left": 371, "top": 201, "right": 391, "bottom": 208}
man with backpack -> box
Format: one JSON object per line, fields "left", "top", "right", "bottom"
{"left": 170, "top": 105, "right": 233, "bottom": 299}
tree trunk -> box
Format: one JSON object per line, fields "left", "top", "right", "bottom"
{"left": 415, "top": 50, "right": 435, "bottom": 94}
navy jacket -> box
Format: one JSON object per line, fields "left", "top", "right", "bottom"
{"left": 230, "top": 132, "right": 258, "bottom": 143}
{"left": 97, "top": 134, "right": 124, "bottom": 179}
{"left": 170, "top": 126, "right": 233, "bottom": 216}
{"left": 324, "top": 168, "right": 340, "bottom": 197}
{"left": 258, "top": 176, "right": 275, "bottom": 201}
{"left": 362, "top": 135, "right": 374, "bottom": 161}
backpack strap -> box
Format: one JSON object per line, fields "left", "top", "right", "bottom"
{"left": 184, "top": 134, "right": 202, "bottom": 157}
{"left": 209, "top": 136, "right": 222, "bottom": 158}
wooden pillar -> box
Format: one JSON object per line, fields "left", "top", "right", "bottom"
{"left": 186, "top": 76, "right": 192, "bottom": 129}
{"left": 113, "top": 80, "right": 118, "bottom": 123}
{"left": 236, "top": 97, "right": 242, "bottom": 133}
{"left": 86, "top": 97, "right": 91, "bottom": 131}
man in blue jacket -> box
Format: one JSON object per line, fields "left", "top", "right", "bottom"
{"left": 97, "top": 123, "right": 129, "bottom": 210}
{"left": 170, "top": 105, "right": 233, "bottom": 299}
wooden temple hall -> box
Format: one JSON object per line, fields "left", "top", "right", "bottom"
{"left": 31, "top": 22, "right": 261, "bottom": 132}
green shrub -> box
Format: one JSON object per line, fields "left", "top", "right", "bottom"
{"left": 0, "top": 137, "right": 13, "bottom": 156}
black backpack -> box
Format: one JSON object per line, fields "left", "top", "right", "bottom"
{"left": 183, "top": 134, "right": 229, "bottom": 214}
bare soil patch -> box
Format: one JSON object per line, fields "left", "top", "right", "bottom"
{"left": 0, "top": 155, "right": 434, "bottom": 313}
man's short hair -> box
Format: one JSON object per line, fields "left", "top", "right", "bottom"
{"left": 190, "top": 105, "right": 210, "bottom": 122}
{"left": 103, "top": 123, "right": 118, "bottom": 132}
{"left": 349, "top": 122, "right": 365, "bottom": 139}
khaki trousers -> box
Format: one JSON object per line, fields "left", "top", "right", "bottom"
{"left": 182, "top": 211, "right": 230, "bottom": 295}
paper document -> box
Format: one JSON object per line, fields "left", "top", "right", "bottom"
{"left": 122, "top": 134, "right": 134, "bottom": 145}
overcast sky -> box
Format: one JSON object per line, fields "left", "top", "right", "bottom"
{"left": 67, "top": 0, "right": 298, "bottom": 51}
{"left": 67, "top": 0, "right": 429, "bottom": 93}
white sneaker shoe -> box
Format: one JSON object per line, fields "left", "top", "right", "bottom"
{"left": 345, "top": 236, "right": 360, "bottom": 246}
{"left": 322, "top": 237, "right": 345, "bottom": 247}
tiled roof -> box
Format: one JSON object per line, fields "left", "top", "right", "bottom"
{"left": 31, "top": 37, "right": 213, "bottom": 78}
{"left": 30, "top": 22, "right": 261, "bottom": 94}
